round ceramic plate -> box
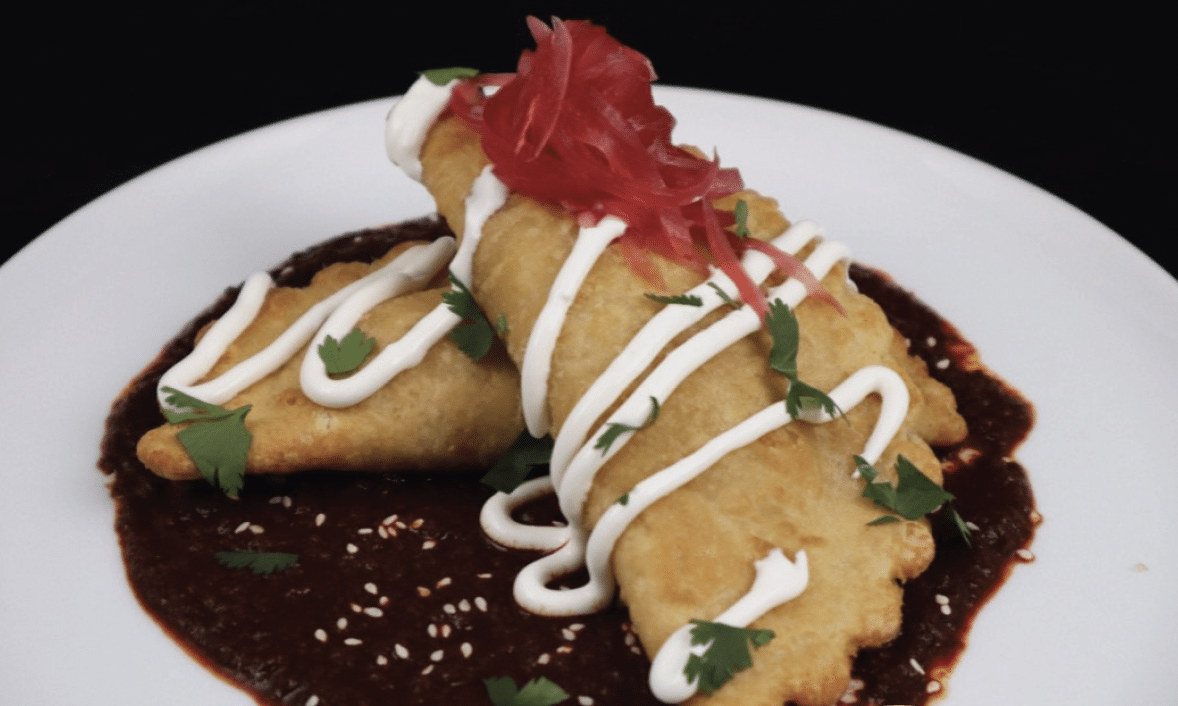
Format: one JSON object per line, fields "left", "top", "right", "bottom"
{"left": 2, "top": 87, "right": 1175, "bottom": 705}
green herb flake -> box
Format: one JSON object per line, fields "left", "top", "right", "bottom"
{"left": 644, "top": 292, "right": 704, "bottom": 307}
{"left": 683, "top": 620, "right": 775, "bottom": 696}
{"left": 732, "top": 199, "right": 751, "bottom": 238}
{"left": 594, "top": 397, "right": 660, "bottom": 455}
{"left": 483, "top": 676, "right": 570, "bottom": 706}
{"left": 481, "top": 432, "right": 554, "bottom": 494}
{"left": 496, "top": 313, "right": 511, "bottom": 335}
{"left": 442, "top": 273, "right": 495, "bottom": 361}
{"left": 421, "top": 66, "right": 480, "bottom": 85}
{"left": 318, "top": 327, "right": 375, "bottom": 376}
{"left": 161, "top": 387, "right": 252, "bottom": 498}
{"left": 214, "top": 550, "right": 299, "bottom": 575}
{"left": 617, "top": 491, "right": 630, "bottom": 506}
{"left": 764, "top": 300, "right": 841, "bottom": 419}
{"left": 707, "top": 282, "right": 741, "bottom": 310}
{"left": 856, "top": 455, "right": 972, "bottom": 544}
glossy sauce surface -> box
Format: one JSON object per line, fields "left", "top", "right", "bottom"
{"left": 100, "top": 218, "right": 1036, "bottom": 706}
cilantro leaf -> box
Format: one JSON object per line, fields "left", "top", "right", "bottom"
{"left": 683, "top": 620, "right": 775, "bottom": 696}
{"left": 480, "top": 432, "right": 554, "bottom": 494}
{"left": 617, "top": 491, "right": 630, "bottom": 506}
{"left": 214, "top": 550, "right": 299, "bottom": 575}
{"left": 784, "top": 378, "right": 842, "bottom": 419}
{"left": 176, "top": 406, "right": 252, "bottom": 498}
{"left": 857, "top": 455, "right": 972, "bottom": 544}
{"left": 644, "top": 292, "right": 704, "bottom": 307}
{"left": 496, "top": 313, "right": 510, "bottom": 335}
{"left": 707, "top": 282, "right": 741, "bottom": 310}
{"left": 732, "top": 199, "right": 751, "bottom": 238}
{"left": 318, "top": 327, "right": 375, "bottom": 375}
{"left": 594, "top": 397, "right": 660, "bottom": 455}
{"left": 765, "top": 299, "right": 800, "bottom": 379}
{"left": 442, "top": 273, "right": 495, "bottom": 360}
{"left": 160, "top": 386, "right": 237, "bottom": 424}
{"left": 483, "top": 676, "right": 570, "bottom": 706}
{"left": 421, "top": 66, "right": 480, "bottom": 85}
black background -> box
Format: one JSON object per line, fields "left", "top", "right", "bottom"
{"left": 11, "top": 4, "right": 1173, "bottom": 280}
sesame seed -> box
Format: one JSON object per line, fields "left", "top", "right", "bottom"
{"left": 556, "top": 645, "right": 573, "bottom": 654}
{"left": 562, "top": 628, "right": 576, "bottom": 641}
{"left": 282, "top": 496, "right": 292, "bottom": 508}
{"left": 306, "top": 696, "right": 319, "bottom": 706}
{"left": 935, "top": 358, "right": 950, "bottom": 370}
{"left": 421, "top": 665, "right": 434, "bottom": 675}
{"left": 364, "top": 607, "right": 384, "bottom": 618}
{"left": 234, "top": 522, "right": 251, "bottom": 534}
{"left": 314, "top": 629, "right": 327, "bottom": 643}
{"left": 358, "top": 528, "right": 373, "bottom": 535}
{"left": 537, "top": 653, "right": 550, "bottom": 665}
{"left": 376, "top": 655, "right": 388, "bottom": 666}
{"left": 315, "top": 513, "right": 326, "bottom": 526}
{"left": 249, "top": 524, "right": 264, "bottom": 534}
{"left": 422, "top": 539, "right": 437, "bottom": 550}
{"left": 578, "top": 697, "right": 595, "bottom": 706}
{"left": 417, "top": 586, "right": 431, "bottom": 597}
{"left": 461, "top": 642, "right": 473, "bottom": 658}
{"left": 966, "top": 521, "right": 980, "bottom": 531}
{"left": 350, "top": 603, "right": 362, "bottom": 613}
{"left": 428, "top": 624, "right": 438, "bottom": 638}
{"left": 443, "top": 604, "right": 456, "bottom": 615}
{"left": 927, "top": 680, "right": 942, "bottom": 694}
{"left": 378, "top": 526, "right": 389, "bottom": 539}
{"left": 365, "top": 582, "right": 378, "bottom": 595}
{"left": 411, "top": 518, "right": 425, "bottom": 529}
{"left": 1016, "top": 548, "right": 1035, "bottom": 561}
{"left": 379, "top": 596, "right": 389, "bottom": 606}
{"left": 630, "top": 646, "right": 642, "bottom": 655}
{"left": 477, "top": 573, "right": 492, "bottom": 579}
{"left": 436, "top": 577, "right": 452, "bottom": 588}
{"left": 569, "top": 623, "right": 585, "bottom": 631}
{"left": 269, "top": 496, "right": 283, "bottom": 504}
{"left": 935, "top": 594, "right": 949, "bottom": 605}
{"left": 395, "top": 644, "right": 409, "bottom": 659}
{"left": 474, "top": 597, "right": 488, "bottom": 612}
{"left": 336, "top": 618, "right": 347, "bottom": 630}
{"left": 1030, "top": 510, "right": 1042, "bottom": 523}
{"left": 441, "top": 625, "right": 452, "bottom": 638}
{"left": 382, "top": 514, "right": 398, "bottom": 526}
{"left": 344, "top": 638, "right": 363, "bottom": 646}
{"left": 624, "top": 633, "right": 635, "bottom": 646}
{"left": 926, "top": 336, "right": 937, "bottom": 347}
{"left": 346, "top": 543, "right": 358, "bottom": 554}
{"left": 458, "top": 599, "right": 471, "bottom": 612}
{"left": 430, "top": 649, "right": 444, "bottom": 662}
{"left": 395, "top": 521, "right": 407, "bottom": 530}
{"left": 941, "top": 604, "right": 952, "bottom": 615}
{"left": 909, "top": 658, "right": 925, "bottom": 675}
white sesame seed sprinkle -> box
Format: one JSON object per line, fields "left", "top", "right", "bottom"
{"left": 378, "top": 526, "right": 389, "bottom": 539}
{"left": 315, "top": 513, "right": 326, "bottom": 526}
{"left": 458, "top": 599, "right": 471, "bottom": 612}
{"left": 474, "top": 596, "right": 488, "bottom": 612}
{"left": 282, "top": 496, "right": 292, "bottom": 508}
{"left": 417, "top": 586, "right": 431, "bottom": 597}
{"left": 379, "top": 596, "right": 389, "bottom": 606}
{"left": 344, "top": 638, "right": 362, "bottom": 646}
{"left": 411, "top": 518, "right": 425, "bottom": 529}
{"left": 941, "top": 604, "right": 952, "bottom": 615}
{"left": 364, "top": 607, "right": 384, "bottom": 618}
{"left": 382, "top": 514, "right": 398, "bottom": 525}
{"left": 314, "top": 629, "right": 327, "bottom": 643}
{"left": 909, "top": 658, "right": 925, "bottom": 674}
{"left": 966, "top": 521, "right": 980, "bottom": 531}
{"left": 927, "top": 680, "right": 942, "bottom": 694}
{"left": 376, "top": 654, "right": 388, "bottom": 666}
{"left": 477, "top": 573, "right": 492, "bottom": 579}
{"left": 537, "top": 653, "right": 550, "bottom": 665}
{"left": 422, "top": 539, "right": 437, "bottom": 550}
{"left": 395, "top": 521, "right": 407, "bottom": 530}
{"left": 269, "top": 496, "right": 283, "bottom": 504}
{"left": 935, "top": 594, "right": 949, "bottom": 605}
{"left": 428, "top": 624, "right": 438, "bottom": 637}
{"left": 624, "top": 633, "right": 635, "bottom": 646}
{"left": 350, "top": 603, "right": 362, "bottom": 613}
{"left": 395, "top": 644, "right": 409, "bottom": 659}
{"left": 337, "top": 618, "right": 348, "bottom": 630}
{"left": 437, "top": 577, "right": 452, "bottom": 588}
{"left": 630, "top": 645, "right": 642, "bottom": 655}
{"left": 358, "top": 527, "right": 373, "bottom": 535}
{"left": 306, "top": 696, "right": 319, "bottom": 706}
{"left": 568, "top": 623, "right": 585, "bottom": 631}
{"left": 430, "top": 649, "right": 444, "bottom": 662}
{"left": 926, "top": 336, "right": 937, "bottom": 347}
{"left": 441, "top": 625, "right": 452, "bottom": 638}
{"left": 578, "top": 697, "right": 594, "bottom": 706}
{"left": 249, "top": 524, "right": 265, "bottom": 534}
{"left": 1017, "top": 548, "right": 1035, "bottom": 561}
{"left": 562, "top": 628, "right": 576, "bottom": 641}
{"left": 365, "top": 582, "right": 378, "bottom": 594}
{"left": 346, "top": 543, "right": 358, "bottom": 554}
{"left": 421, "top": 665, "right": 434, "bottom": 675}
{"left": 443, "top": 603, "right": 456, "bottom": 614}
{"left": 556, "top": 645, "right": 573, "bottom": 654}
{"left": 935, "top": 358, "right": 950, "bottom": 370}
{"left": 461, "top": 642, "right": 473, "bottom": 658}
{"left": 234, "top": 521, "right": 251, "bottom": 534}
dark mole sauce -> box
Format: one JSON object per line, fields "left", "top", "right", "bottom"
{"left": 99, "top": 218, "right": 1037, "bottom": 706}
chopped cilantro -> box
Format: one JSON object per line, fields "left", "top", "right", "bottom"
{"left": 214, "top": 550, "right": 299, "bottom": 575}
{"left": 161, "top": 387, "right": 252, "bottom": 498}
{"left": 683, "top": 620, "right": 775, "bottom": 696}
{"left": 317, "top": 327, "right": 375, "bottom": 376}
{"left": 764, "top": 299, "right": 841, "bottom": 419}
{"left": 617, "top": 491, "right": 630, "bottom": 506}
{"left": 483, "top": 676, "right": 570, "bottom": 706}
{"left": 496, "top": 313, "right": 511, "bottom": 335}
{"left": 442, "top": 273, "right": 495, "bottom": 360}
{"left": 594, "top": 397, "right": 660, "bottom": 455}
{"left": 732, "top": 199, "right": 751, "bottom": 238}
{"left": 421, "top": 66, "right": 480, "bottom": 85}
{"left": 480, "top": 432, "right": 554, "bottom": 494}
{"left": 856, "top": 455, "right": 972, "bottom": 545}
{"left": 644, "top": 292, "right": 704, "bottom": 307}
{"left": 707, "top": 282, "right": 741, "bottom": 310}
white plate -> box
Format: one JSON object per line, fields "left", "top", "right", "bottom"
{"left": 2, "top": 87, "right": 1175, "bottom": 705}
